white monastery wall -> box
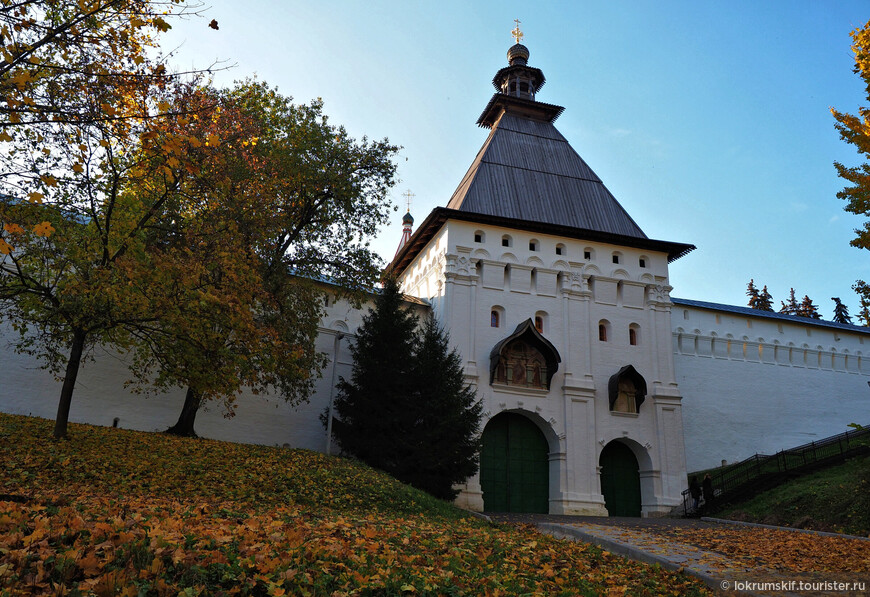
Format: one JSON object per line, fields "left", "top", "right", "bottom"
{"left": 673, "top": 301, "right": 870, "bottom": 472}
{"left": 0, "top": 295, "right": 379, "bottom": 452}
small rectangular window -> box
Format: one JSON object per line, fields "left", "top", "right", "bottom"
{"left": 474, "top": 233, "right": 482, "bottom": 243}
{"left": 529, "top": 242, "right": 537, "bottom": 251}
{"left": 556, "top": 247, "right": 563, "bottom": 255}
{"left": 612, "top": 255, "right": 619, "bottom": 264}
{"left": 639, "top": 258, "right": 646, "bottom": 268}
{"left": 502, "top": 238, "right": 509, "bottom": 247}
{"left": 584, "top": 251, "right": 591, "bottom": 260}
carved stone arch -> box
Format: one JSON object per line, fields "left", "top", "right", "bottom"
{"left": 584, "top": 264, "right": 602, "bottom": 276}
{"left": 640, "top": 273, "right": 655, "bottom": 283}
{"left": 489, "top": 319, "right": 562, "bottom": 389}
{"left": 472, "top": 248, "right": 491, "bottom": 260}
{"left": 526, "top": 255, "right": 545, "bottom": 267}
{"left": 497, "top": 408, "right": 561, "bottom": 452}
{"left": 710, "top": 331, "right": 719, "bottom": 338}
{"left": 499, "top": 252, "right": 518, "bottom": 264}
{"left": 330, "top": 320, "right": 349, "bottom": 333}
{"left": 675, "top": 326, "right": 685, "bottom": 334}
{"left": 725, "top": 333, "right": 734, "bottom": 339}
{"left": 693, "top": 329, "right": 702, "bottom": 335}
{"left": 551, "top": 259, "right": 570, "bottom": 270}
{"left": 612, "top": 268, "right": 630, "bottom": 279}
{"left": 608, "top": 365, "right": 647, "bottom": 411}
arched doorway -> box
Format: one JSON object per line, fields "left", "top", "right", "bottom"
{"left": 599, "top": 441, "right": 641, "bottom": 517}
{"left": 480, "top": 413, "right": 549, "bottom": 513}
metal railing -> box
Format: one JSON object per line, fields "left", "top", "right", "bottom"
{"left": 682, "top": 425, "right": 870, "bottom": 516}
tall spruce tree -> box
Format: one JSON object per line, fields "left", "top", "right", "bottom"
{"left": 746, "top": 279, "right": 761, "bottom": 309}
{"left": 780, "top": 288, "right": 799, "bottom": 315}
{"left": 406, "top": 316, "right": 483, "bottom": 500}
{"left": 746, "top": 280, "right": 774, "bottom": 311}
{"left": 832, "top": 297, "right": 853, "bottom": 324}
{"left": 758, "top": 286, "right": 774, "bottom": 311}
{"left": 330, "top": 276, "right": 419, "bottom": 476}
{"left": 798, "top": 295, "right": 822, "bottom": 319}
{"left": 329, "top": 277, "right": 482, "bottom": 499}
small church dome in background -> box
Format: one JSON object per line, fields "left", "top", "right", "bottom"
{"left": 402, "top": 211, "right": 414, "bottom": 225}
{"left": 507, "top": 43, "right": 529, "bottom": 66}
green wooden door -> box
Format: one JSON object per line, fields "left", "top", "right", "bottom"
{"left": 599, "top": 441, "right": 642, "bottom": 517}
{"left": 480, "top": 413, "right": 549, "bottom": 513}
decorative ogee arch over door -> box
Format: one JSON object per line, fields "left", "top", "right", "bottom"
{"left": 489, "top": 319, "right": 561, "bottom": 390}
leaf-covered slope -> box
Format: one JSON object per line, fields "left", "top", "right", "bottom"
{"left": 0, "top": 414, "right": 710, "bottom": 596}
{"left": 0, "top": 414, "right": 455, "bottom": 518}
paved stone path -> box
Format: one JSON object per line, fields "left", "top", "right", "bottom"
{"left": 487, "top": 514, "right": 869, "bottom": 596}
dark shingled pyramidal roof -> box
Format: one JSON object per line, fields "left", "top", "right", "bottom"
{"left": 446, "top": 113, "right": 648, "bottom": 238}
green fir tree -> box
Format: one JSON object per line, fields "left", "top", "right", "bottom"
{"left": 405, "top": 316, "right": 483, "bottom": 500}
{"left": 757, "top": 286, "right": 774, "bottom": 311}
{"left": 329, "top": 276, "right": 420, "bottom": 478}
{"left": 798, "top": 295, "right": 822, "bottom": 319}
{"left": 780, "top": 288, "right": 799, "bottom": 315}
{"left": 328, "top": 277, "right": 482, "bottom": 500}
{"left": 831, "top": 297, "right": 853, "bottom": 325}
{"left": 746, "top": 279, "right": 760, "bottom": 309}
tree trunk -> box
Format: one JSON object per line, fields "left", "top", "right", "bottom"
{"left": 54, "top": 328, "right": 87, "bottom": 439}
{"left": 165, "top": 387, "right": 201, "bottom": 437}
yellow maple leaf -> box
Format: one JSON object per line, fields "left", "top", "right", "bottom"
{"left": 0, "top": 238, "right": 13, "bottom": 254}
{"left": 72, "top": 163, "right": 84, "bottom": 173}
{"left": 3, "top": 223, "right": 25, "bottom": 234}
{"left": 0, "top": 131, "right": 12, "bottom": 142}
{"left": 206, "top": 133, "right": 220, "bottom": 147}
{"left": 28, "top": 191, "right": 44, "bottom": 203}
{"left": 32, "top": 221, "right": 55, "bottom": 237}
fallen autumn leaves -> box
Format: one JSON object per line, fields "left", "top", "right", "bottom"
{"left": 0, "top": 413, "right": 710, "bottom": 595}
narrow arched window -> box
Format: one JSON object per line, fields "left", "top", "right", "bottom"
{"left": 599, "top": 324, "right": 607, "bottom": 342}
{"left": 535, "top": 316, "right": 543, "bottom": 333}
{"left": 491, "top": 310, "right": 500, "bottom": 328}
{"left": 629, "top": 325, "right": 639, "bottom": 346}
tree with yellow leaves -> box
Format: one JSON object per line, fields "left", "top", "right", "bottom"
{"left": 833, "top": 20, "right": 870, "bottom": 310}
{"left": 0, "top": 1, "right": 222, "bottom": 438}
{"left": 125, "top": 81, "right": 398, "bottom": 436}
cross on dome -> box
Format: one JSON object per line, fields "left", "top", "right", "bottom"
{"left": 402, "top": 189, "right": 414, "bottom": 213}
{"left": 512, "top": 19, "right": 523, "bottom": 44}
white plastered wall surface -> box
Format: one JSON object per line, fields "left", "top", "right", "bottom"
{"left": 674, "top": 302, "right": 870, "bottom": 472}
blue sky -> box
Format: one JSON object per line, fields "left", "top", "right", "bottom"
{"left": 164, "top": 1, "right": 870, "bottom": 319}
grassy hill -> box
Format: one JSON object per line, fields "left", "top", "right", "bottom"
{"left": 0, "top": 413, "right": 710, "bottom": 596}
{"left": 718, "top": 454, "right": 870, "bottom": 537}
